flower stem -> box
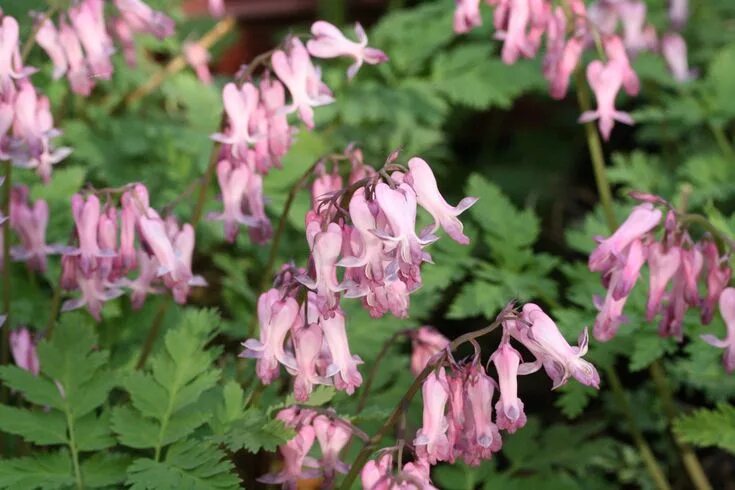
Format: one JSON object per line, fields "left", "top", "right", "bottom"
{"left": 135, "top": 299, "right": 170, "bottom": 370}
{"left": 574, "top": 72, "right": 709, "bottom": 490}
{"left": 337, "top": 308, "right": 510, "bottom": 490}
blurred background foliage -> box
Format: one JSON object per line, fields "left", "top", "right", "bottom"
{"left": 2, "top": 0, "right": 735, "bottom": 488}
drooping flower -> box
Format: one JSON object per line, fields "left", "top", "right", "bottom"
{"left": 312, "top": 415, "right": 351, "bottom": 480}
{"left": 307, "top": 21, "right": 388, "bottom": 79}
{"left": 646, "top": 242, "right": 681, "bottom": 321}
{"left": 410, "top": 326, "right": 449, "bottom": 376}
{"left": 661, "top": 33, "right": 695, "bottom": 83}
{"left": 183, "top": 41, "right": 212, "bottom": 85}
{"left": 289, "top": 325, "right": 328, "bottom": 402}
{"left": 10, "top": 328, "right": 40, "bottom": 375}
{"left": 463, "top": 364, "right": 502, "bottom": 462}
{"left": 491, "top": 341, "right": 527, "bottom": 433}
{"left": 702, "top": 287, "right": 735, "bottom": 373}
{"left": 414, "top": 368, "right": 451, "bottom": 464}
{"left": 321, "top": 309, "right": 363, "bottom": 394}
{"left": 9, "top": 185, "right": 61, "bottom": 272}
{"left": 258, "top": 425, "right": 319, "bottom": 487}
{"left": 578, "top": 60, "right": 634, "bottom": 140}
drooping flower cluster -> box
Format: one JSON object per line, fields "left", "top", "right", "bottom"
{"left": 209, "top": 22, "right": 387, "bottom": 244}
{"left": 0, "top": 15, "right": 71, "bottom": 183}
{"left": 259, "top": 407, "right": 354, "bottom": 489}
{"left": 452, "top": 0, "right": 693, "bottom": 140}
{"left": 59, "top": 184, "right": 205, "bottom": 320}
{"left": 9, "top": 185, "right": 65, "bottom": 272}
{"left": 589, "top": 195, "right": 734, "bottom": 371}
{"left": 363, "top": 303, "right": 598, "bottom": 483}
{"left": 362, "top": 452, "right": 436, "bottom": 490}
{"left": 33, "top": 0, "right": 175, "bottom": 96}
{"left": 242, "top": 149, "right": 477, "bottom": 402}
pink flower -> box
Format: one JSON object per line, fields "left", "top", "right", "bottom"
{"left": 588, "top": 1, "right": 619, "bottom": 35}
{"left": 271, "top": 38, "right": 334, "bottom": 129}
{"left": 410, "top": 326, "right": 449, "bottom": 376}
{"left": 208, "top": 0, "right": 226, "bottom": 17}
{"left": 668, "top": 0, "right": 688, "bottom": 30}
{"left": 241, "top": 289, "right": 300, "bottom": 384}
{"left": 702, "top": 287, "right": 735, "bottom": 373}
{"left": 61, "top": 257, "right": 124, "bottom": 321}
{"left": 313, "top": 415, "right": 351, "bottom": 479}
{"left": 111, "top": 17, "right": 137, "bottom": 67}
{"left": 405, "top": 157, "right": 477, "bottom": 245}
{"left": 35, "top": 17, "right": 68, "bottom": 80}
{"left": 258, "top": 425, "right": 319, "bottom": 487}
{"left": 604, "top": 35, "right": 640, "bottom": 96}
{"left": 701, "top": 241, "right": 731, "bottom": 325}
{"left": 463, "top": 365, "right": 502, "bottom": 460}
{"left": 578, "top": 60, "right": 635, "bottom": 140}
{"left": 498, "top": 0, "right": 533, "bottom": 64}
{"left": 298, "top": 222, "right": 343, "bottom": 316}
{"left": 589, "top": 203, "right": 661, "bottom": 275}
{"left": 361, "top": 452, "right": 393, "bottom": 490}
{"left": 10, "top": 328, "right": 40, "bottom": 375}
{"left": 646, "top": 243, "right": 681, "bottom": 321}
{"left": 662, "top": 33, "right": 695, "bottom": 83}
{"left": 122, "top": 250, "right": 161, "bottom": 309}
{"left": 611, "top": 238, "right": 647, "bottom": 301}
{"left": 321, "top": 309, "right": 363, "bottom": 394}
{"left": 69, "top": 0, "right": 114, "bottom": 80}
{"left": 454, "top": 0, "right": 483, "bottom": 34}
{"left": 594, "top": 270, "right": 631, "bottom": 341}
{"left": 165, "top": 221, "right": 206, "bottom": 303}
{"left": 0, "top": 16, "right": 25, "bottom": 86}
{"left": 311, "top": 162, "right": 343, "bottom": 214}
{"left": 260, "top": 75, "right": 291, "bottom": 163}
{"left": 289, "top": 325, "right": 328, "bottom": 402}
{"left": 548, "top": 36, "right": 583, "bottom": 100}
{"left": 211, "top": 83, "right": 259, "bottom": 159}
{"left": 115, "top": 0, "right": 175, "bottom": 40}
{"left": 69, "top": 194, "right": 106, "bottom": 276}
{"left": 340, "top": 187, "right": 387, "bottom": 284}
{"left": 58, "top": 19, "right": 94, "bottom": 96}
{"left": 307, "top": 21, "right": 388, "bottom": 79}
{"left": 209, "top": 159, "right": 261, "bottom": 242}
{"left": 513, "top": 303, "right": 600, "bottom": 389}
{"left": 183, "top": 42, "right": 212, "bottom": 85}
{"left": 414, "top": 368, "right": 451, "bottom": 464}
{"left": 491, "top": 341, "right": 527, "bottom": 432}
{"left": 617, "top": 0, "right": 656, "bottom": 54}
{"left": 9, "top": 185, "right": 59, "bottom": 272}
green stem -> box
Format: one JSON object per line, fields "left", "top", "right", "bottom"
{"left": 65, "top": 408, "right": 84, "bottom": 489}
{"left": 574, "top": 73, "right": 710, "bottom": 490}
{"left": 708, "top": 123, "right": 735, "bottom": 160}
{"left": 135, "top": 299, "right": 170, "bottom": 370}
{"left": 337, "top": 309, "right": 510, "bottom": 490}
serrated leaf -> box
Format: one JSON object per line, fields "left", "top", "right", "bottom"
{"left": 556, "top": 382, "right": 598, "bottom": 419}
{"left": 283, "top": 385, "right": 336, "bottom": 408}
{"left": 0, "top": 450, "right": 73, "bottom": 490}
{"left": 212, "top": 408, "right": 295, "bottom": 454}
{"left": 0, "top": 405, "right": 68, "bottom": 445}
{"left": 0, "top": 365, "right": 64, "bottom": 410}
{"left": 447, "top": 280, "right": 506, "bottom": 319}
{"left": 81, "top": 452, "right": 132, "bottom": 488}
{"left": 111, "top": 406, "right": 160, "bottom": 449}
{"left": 629, "top": 333, "right": 677, "bottom": 371}
{"left": 126, "top": 440, "right": 240, "bottom": 490}
{"left": 75, "top": 411, "right": 116, "bottom": 451}
{"left": 674, "top": 403, "right": 735, "bottom": 453}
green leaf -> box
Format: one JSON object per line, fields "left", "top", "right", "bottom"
{"left": 81, "top": 452, "right": 132, "bottom": 488}
{"left": 674, "top": 403, "right": 735, "bottom": 453}
{"left": 75, "top": 411, "right": 116, "bottom": 451}
{"left": 126, "top": 440, "right": 240, "bottom": 489}
{"left": 111, "top": 406, "right": 160, "bottom": 449}
{"left": 628, "top": 333, "right": 677, "bottom": 372}
{"left": 0, "top": 365, "right": 64, "bottom": 410}
{"left": 0, "top": 450, "right": 74, "bottom": 490}
{"left": 0, "top": 405, "right": 68, "bottom": 445}
{"left": 212, "top": 408, "right": 295, "bottom": 454}
{"left": 283, "top": 385, "right": 336, "bottom": 408}
{"left": 447, "top": 280, "right": 506, "bottom": 320}
{"left": 556, "top": 383, "right": 598, "bottom": 419}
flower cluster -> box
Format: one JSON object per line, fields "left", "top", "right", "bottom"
{"left": 209, "top": 22, "right": 387, "bottom": 244}
{"left": 362, "top": 303, "right": 598, "bottom": 484}
{"left": 589, "top": 196, "right": 734, "bottom": 370}
{"left": 33, "top": 0, "right": 174, "bottom": 96}
{"left": 362, "top": 452, "right": 435, "bottom": 490}
{"left": 59, "top": 184, "right": 205, "bottom": 320}
{"left": 452, "top": 0, "right": 693, "bottom": 140}
{"left": 0, "top": 15, "right": 70, "bottom": 183}
{"left": 259, "top": 407, "right": 354, "bottom": 488}
{"left": 241, "top": 150, "right": 477, "bottom": 401}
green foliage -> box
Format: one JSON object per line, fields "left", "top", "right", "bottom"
{"left": 674, "top": 404, "right": 735, "bottom": 454}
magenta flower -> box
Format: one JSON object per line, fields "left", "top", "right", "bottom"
{"left": 405, "top": 157, "right": 477, "bottom": 245}
{"left": 10, "top": 328, "right": 40, "bottom": 375}
{"left": 313, "top": 415, "right": 351, "bottom": 479}
{"left": 414, "top": 368, "right": 451, "bottom": 464}
{"left": 321, "top": 309, "right": 363, "bottom": 394}
{"left": 454, "top": 0, "right": 482, "bottom": 34}
{"left": 165, "top": 221, "right": 206, "bottom": 304}
{"left": 578, "top": 60, "right": 634, "bottom": 140}
{"left": 61, "top": 257, "right": 124, "bottom": 321}
{"left": 0, "top": 16, "right": 25, "bottom": 86}
{"left": 662, "top": 33, "right": 695, "bottom": 83}
{"left": 271, "top": 38, "right": 334, "bottom": 129}
{"left": 491, "top": 341, "right": 527, "bottom": 433}
{"left": 594, "top": 271, "right": 631, "bottom": 341}
{"left": 241, "top": 289, "right": 300, "bottom": 384}
{"left": 702, "top": 287, "right": 735, "bottom": 373}
{"left": 307, "top": 21, "right": 388, "bottom": 80}
{"left": 611, "top": 238, "right": 648, "bottom": 301}
{"left": 410, "top": 326, "right": 449, "bottom": 376}
{"left": 260, "top": 75, "right": 292, "bottom": 163}
{"left": 618, "top": 0, "right": 656, "bottom": 54}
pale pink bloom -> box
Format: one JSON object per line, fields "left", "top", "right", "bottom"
{"left": 243, "top": 169, "right": 272, "bottom": 244}
{"left": 579, "top": 60, "right": 635, "bottom": 140}
{"left": 659, "top": 260, "right": 694, "bottom": 341}
{"left": 209, "top": 160, "right": 261, "bottom": 242}
{"left": 115, "top": 0, "right": 175, "bottom": 39}
{"left": 241, "top": 289, "right": 300, "bottom": 384}
{"left": 701, "top": 241, "right": 731, "bottom": 324}
{"left": 463, "top": 366, "right": 502, "bottom": 460}
{"left": 513, "top": 303, "right": 600, "bottom": 388}
{"left": 289, "top": 325, "right": 329, "bottom": 402}
{"left": 526, "top": 0, "right": 550, "bottom": 52}
{"left": 58, "top": 19, "right": 93, "bottom": 96}
{"left": 259, "top": 425, "right": 319, "bottom": 487}
{"left": 702, "top": 287, "right": 735, "bottom": 373}
{"left": 10, "top": 328, "right": 40, "bottom": 375}
{"left": 340, "top": 187, "right": 387, "bottom": 285}
{"left": 9, "top": 185, "right": 59, "bottom": 272}
{"left": 669, "top": 0, "right": 688, "bottom": 30}
{"left": 119, "top": 192, "right": 138, "bottom": 272}
{"left": 96, "top": 205, "right": 118, "bottom": 280}
{"left": 589, "top": 203, "right": 661, "bottom": 274}
{"left": 35, "top": 17, "right": 68, "bottom": 80}
{"left": 260, "top": 75, "right": 291, "bottom": 162}
{"left": 311, "top": 162, "right": 343, "bottom": 213}
{"left": 405, "top": 157, "right": 477, "bottom": 245}
{"left": 0, "top": 16, "right": 25, "bottom": 86}
{"left": 491, "top": 342, "right": 527, "bottom": 432}
{"left": 298, "top": 222, "right": 343, "bottom": 315}
{"left": 361, "top": 452, "right": 393, "bottom": 490}
{"left": 680, "top": 246, "right": 703, "bottom": 307}
{"left": 209, "top": 0, "right": 226, "bottom": 17}
{"left": 69, "top": 194, "right": 107, "bottom": 276}
{"left": 111, "top": 17, "right": 137, "bottom": 66}
{"left": 362, "top": 275, "right": 410, "bottom": 319}
{"left": 594, "top": 270, "right": 631, "bottom": 341}
{"left": 646, "top": 243, "right": 681, "bottom": 321}
{"left": 618, "top": 0, "right": 656, "bottom": 54}
{"left": 313, "top": 415, "right": 351, "bottom": 479}
{"left": 165, "top": 221, "right": 206, "bottom": 303}
{"left": 212, "top": 83, "right": 259, "bottom": 159}
{"left": 410, "top": 326, "right": 449, "bottom": 376}
{"left": 61, "top": 257, "right": 124, "bottom": 321}
{"left": 498, "top": 0, "right": 533, "bottom": 64}
{"left": 69, "top": 0, "right": 114, "bottom": 80}
{"left": 662, "top": 33, "right": 695, "bottom": 83}
{"left": 454, "top": 0, "right": 482, "bottom": 34}
{"left": 588, "top": 1, "right": 619, "bottom": 35}
{"left": 183, "top": 42, "right": 212, "bottom": 85}
{"left": 604, "top": 35, "right": 640, "bottom": 96}
{"left": 321, "top": 310, "right": 363, "bottom": 394}
{"left": 400, "top": 460, "right": 438, "bottom": 490}
{"left": 610, "top": 238, "right": 647, "bottom": 300}
{"left": 445, "top": 370, "right": 466, "bottom": 461}
{"left": 415, "top": 368, "right": 451, "bottom": 464}
{"left": 271, "top": 38, "right": 334, "bottom": 129}
{"left": 307, "top": 21, "right": 388, "bottom": 79}
{"left": 122, "top": 250, "right": 162, "bottom": 309}
{"left": 548, "top": 37, "right": 583, "bottom": 100}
